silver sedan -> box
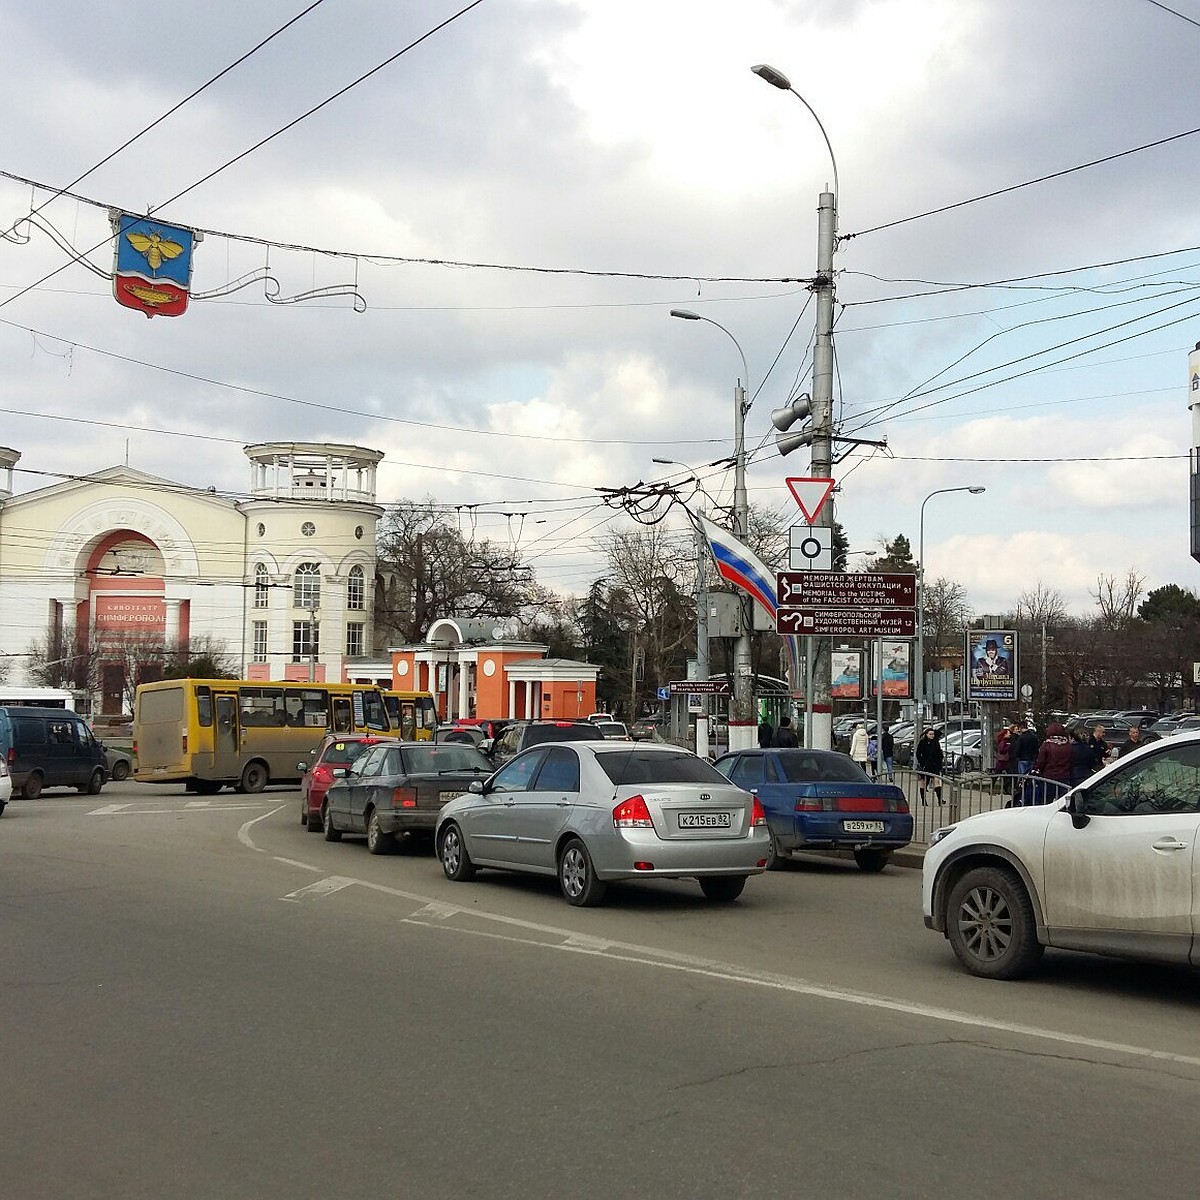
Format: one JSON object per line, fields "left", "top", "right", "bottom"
{"left": 435, "top": 740, "right": 769, "bottom": 906}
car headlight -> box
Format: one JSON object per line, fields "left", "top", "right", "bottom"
{"left": 929, "top": 824, "right": 957, "bottom": 845}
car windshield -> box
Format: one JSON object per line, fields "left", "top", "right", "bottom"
{"left": 402, "top": 745, "right": 493, "bottom": 773}
{"left": 596, "top": 749, "right": 729, "bottom": 785}
{"left": 775, "top": 752, "right": 869, "bottom": 783}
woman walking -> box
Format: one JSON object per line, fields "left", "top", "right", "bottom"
{"left": 915, "top": 726, "right": 944, "bottom": 805}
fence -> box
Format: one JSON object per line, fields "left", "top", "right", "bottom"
{"left": 891, "top": 767, "right": 1071, "bottom": 847}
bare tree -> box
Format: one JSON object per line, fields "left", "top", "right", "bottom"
{"left": 1014, "top": 582, "right": 1068, "bottom": 630}
{"left": 923, "top": 577, "right": 972, "bottom": 665}
{"left": 1092, "top": 569, "right": 1145, "bottom": 630}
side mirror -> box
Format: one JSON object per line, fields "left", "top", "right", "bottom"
{"left": 1068, "top": 790, "right": 1091, "bottom": 829}
{"left": 297, "top": 761, "right": 309, "bottom": 773}
{"left": 468, "top": 780, "right": 485, "bottom": 794}
{"left": 331, "top": 766, "right": 348, "bottom": 779}
{"left": 479, "top": 738, "right": 494, "bottom": 755}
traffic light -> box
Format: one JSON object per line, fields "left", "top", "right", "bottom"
{"left": 771, "top": 393, "right": 813, "bottom": 456}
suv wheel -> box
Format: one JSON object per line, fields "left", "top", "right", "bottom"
{"left": 946, "top": 865, "right": 1044, "bottom": 979}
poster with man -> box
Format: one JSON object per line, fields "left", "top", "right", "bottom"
{"left": 871, "top": 640, "right": 912, "bottom": 699}
{"left": 830, "top": 650, "right": 864, "bottom": 700}
{"left": 965, "top": 630, "right": 1018, "bottom": 703}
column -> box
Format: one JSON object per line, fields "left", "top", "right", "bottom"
{"left": 163, "top": 598, "right": 184, "bottom": 651}
{"left": 457, "top": 655, "right": 470, "bottom": 720}
{"left": 508, "top": 677, "right": 516, "bottom": 720}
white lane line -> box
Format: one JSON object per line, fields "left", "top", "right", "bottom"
{"left": 237, "top": 806, "right": 289, "bottom": 851}
{"left": 239, "top": 805, "right": 1200, "bottom": 1071}
{"left": 88, "top": 803, "right": 131, "bottom": 815}
{"left": 281, "top": 876, "right": 358, "bottom": 903}
{"left": 185, "top": 801, "right": 212, "bottom": 808}
{"left": 409, "top": 901, "right": 460, "bottom": 922}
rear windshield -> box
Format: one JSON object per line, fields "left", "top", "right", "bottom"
{"left": 525, "top": 723, "right": 604, "bottom": 746}
{"left": 322, "top": 739, "right": 380, "bottom": 767}
{"left": 776, "top": 752, "right": 869, "bottom": 784}
{"left": 402, "top": 745, "right": 492, "bottom": 773}
{"left": 596, "top": 749, "right": 728, "bottom": 786}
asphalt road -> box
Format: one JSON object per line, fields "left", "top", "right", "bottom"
{"left": 3, "top": 780, "right": 1199, "bottom": 1200}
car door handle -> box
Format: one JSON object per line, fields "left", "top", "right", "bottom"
{"left": 556, "top": 800, "right": 570, "bottom": 807}
{"left": 1152, "top": 838, "right": 1189, "bottom": 852}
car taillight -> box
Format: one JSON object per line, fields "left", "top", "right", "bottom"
{"left": 6, "top": 747, "right": 14, "bottom": 767}
{"left": 894, "top": 796, "right": 909, "bottom": 814}
{"left": 391, "top": 786, "right": 418, "bottom": 809}
{"left": 313, "top": 764, "right": 333, "bottom": 785}
{"left": 131, "top": 739, "right": 138, "bottom": 757}
{"left": 751, "top": 797, "right": 766, "bottom": 827}
{"left": 795, "top": 798, "right": 824, "bottom": 812}
{"left": 613, "top": 795, "right": 653, "bottom": 828}
{"left": 834, "top": 796, "right": 886, "bottom": 812}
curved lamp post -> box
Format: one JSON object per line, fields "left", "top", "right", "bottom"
{"left": 916, "top": 487, "right": 985, "bottom": 737}
{"left": 751, "top": 63, "right": 839, "bottom": 748}
{"left": 669, "top": 309, "right": 755, "bottom": 752}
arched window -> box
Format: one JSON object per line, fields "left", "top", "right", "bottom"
{"left": 293, "top": 562, "right": 321, "bottom": 610}
{"left": 347, "top": 565, "right": 365, "bottom": 611}
{"left": 253, "top": 563, "right": 270, "bottom": 609}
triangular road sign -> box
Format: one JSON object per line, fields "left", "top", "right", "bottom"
{"left": 785, "top": 476, "right": 835, "bottom": 524}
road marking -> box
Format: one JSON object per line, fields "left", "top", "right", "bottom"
{"left": 89, "top": 804, "right": 273, "bottom": 816}
{"left": 238, "top": 807, "right": 1200, "bottom": 1073}
{"left": 185, "top": 800, "right": 212, "bottom": 808}
{"left": 88, "top": 803, "right": 131, "bottom": 815}
{"left": 281, "top": 876, "right": 357, "bottom": 903}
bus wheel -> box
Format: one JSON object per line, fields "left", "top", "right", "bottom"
{"left": 191, "top": 780, "right": 223, "bottom": 795}
{"left": 239, "top": 762, "right": 268, "bottom": 794}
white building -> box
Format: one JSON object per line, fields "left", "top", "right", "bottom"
{"left": 0, "top": 442, "right": 384, "bottom": 716}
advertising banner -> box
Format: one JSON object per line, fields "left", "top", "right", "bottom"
{"left": 965, "top": 630, "right": 1018, "bottom": 703}
{"left": 872, "top": 640, "right": 912, "bottom": 699}
{"left": 830, "top": 649, "right": 864, "bottom": 700}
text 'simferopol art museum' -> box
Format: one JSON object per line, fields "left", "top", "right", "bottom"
{"left": 0, "top": 442, "right": 597, "bottom": 721}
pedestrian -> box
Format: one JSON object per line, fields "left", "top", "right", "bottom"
{"left": 1089, "top": 723, "right": 1110, "bottom": 770}
{"left": 772, "top": 716, "right": 799, "bottom": 748}
{"left": 1068, "top": 724, "right": 1094, "bottom": 787}
{"left": 1117, "top": 723, "right": 1145, "bottom": 758}
{"left": 1014, "top": 722, "right": 1039, "bottom": 775}
{"left": 915, "top": 726, "right": 944, "bottom": 805}
{"left": 849, "top": 722, "right": 869, "bottom": 771}
{"left": 880, "top": 727, "right": 895, "bottom": 783}
{"left": 1033, "top": 721, "right": 1072, "bottom": 803}
{"left": 993, "top": 722, "right": 1012, "bottom": 775}
{"left": 866, "top": 731, "right": 878, "bottom": 779}
{"left": 757, "top": 716, "right": 774, "bottom": 748}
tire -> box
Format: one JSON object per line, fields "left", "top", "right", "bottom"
{"left": 765, "top": 829, "right": 788, "bottom": 871}
{"left": 322, "top": 804, "right": 342, "bottom": 842}
{"left": 84, "top": 768, "right": 104, "bottom": 795}
{"left": 854, "top": 848, "right": 890, "bottom": 873}
{"left": 110, "top": 760, "right": 130, "bottom": 782}
{"left": 239, "top": 761, "right": 268, "bottom": 794}
{"left": 558, "top": 838, "right": 606, "bottom": 907}
{"left": 305, "top": 806, "right": 323, "bottom": 832}
{"left": 366, "top": 809, "right": 395, "bottom": 855}
{"left": 699, "top": 875, "right": 747, "bottom": 902}
{"left": 22, "top": 774, "right": 42, "bottom": 800}
{"left": 438, "top": 822, "right": 476, "bottom": 881}
{"left": 946, "top": 865, "right": 1044, "bottom": 980}
{"left": 0, "top": 799, "right": 6, "bottom": 817}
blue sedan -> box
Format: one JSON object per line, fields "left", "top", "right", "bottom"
{"left": 713, "top": 748, "right": 913, "bottom": 872}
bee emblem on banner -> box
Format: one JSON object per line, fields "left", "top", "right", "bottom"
{"left": 110, "top": 211, "right": 201, "bottom": 318}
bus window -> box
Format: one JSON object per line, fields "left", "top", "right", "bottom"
{"left": 361, "top": 689, "right": 389, "bottom": 732}
{"left": 332, "top": 696, "right": 352, "bottom": 733}
{"left": 399, "top": 702, "right": 416, "bottom": 740}
{"left": 283, "top": 688, "right": 329, "bottom": 729}
{"left": 196, "top": 685, "right": 213, "bottom": 727}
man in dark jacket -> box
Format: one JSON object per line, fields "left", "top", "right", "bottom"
{"left": 758, "top": 718, "right": 774, "bottom": 748}
{"left": 1033, "top": 721, "right": 1072, "bottom": 804}
{"left": 772, "top": 717, "right": 799, "bottom": 748}
{"left": 1015, "top": 724, "right": 1040, "bottom": 775}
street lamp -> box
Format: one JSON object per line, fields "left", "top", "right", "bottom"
{"left": 669, "top": 308, "right": 755, "bottom": 752}
{"left": 916, "top": 487, "right": 985, "bottom": 737}
{"left": 752, "top": 62, "right": 839, "bottom": 749}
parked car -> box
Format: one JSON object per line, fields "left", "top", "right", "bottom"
{"left": 299, "top": 733, "right": 396, "bottom": 832}
{"left": 713, "top": 748, "right": 911, "bottom": 872}
{"left": 1169, "top": 715, "right": 1200, "bottom": 737}
{"left": 101, "top": 742, "right": 133, "bottom": 782}
{"left": 923, "top": 730, "right": 1200, "bottom": 979}
{"left": 942, "top": 729, "right": 985, "bottom": 775}
{"left": 436, "top": 741, "right": 769, "bottom": 906}
{"left": 486, "top": 719, "right": 606, "bottom": 766}
{"left": 437, "top": 724, "right": 488, "bottom": 747}
{"left": 323, "top": 741, "right": 494, "bottom": 853}
{"left": 593, "top": 720, "right": 631, "bottom": 740}
{"left": 0, "top": 760, "right": 12, "bottom": 815}
{"left": 450, "top": 717, "right": 511, "bottom": 740}
{"left": 630, "top": 719, "right": 667, "bottom": 743}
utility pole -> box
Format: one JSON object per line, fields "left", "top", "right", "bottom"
{"left": 695, "top": 504, "right": 710, "bottom": 759}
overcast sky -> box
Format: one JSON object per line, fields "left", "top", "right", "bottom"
{"left": 2, "top": 0, "right": 1199, "bottom": 623}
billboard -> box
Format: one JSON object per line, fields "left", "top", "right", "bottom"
{"left": 965, "top": 630, "right": 1018, "bottom": 703}
{"left": 872, "top": 640, "right": 912, "bottom": 699}
{"left": 830, "top": 649, "right": 864, "bottom": 700}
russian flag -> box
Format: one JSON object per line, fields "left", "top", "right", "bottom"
{"left": 691, "top": 512, "right": 779, "bottom": 623}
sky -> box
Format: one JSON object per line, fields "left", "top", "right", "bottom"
{"left": 2, "top": 0, "right": 1199, "bottom": 624}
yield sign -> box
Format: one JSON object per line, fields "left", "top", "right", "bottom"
{"left": 785, "top": 477, "right": 835, "bottom": 524}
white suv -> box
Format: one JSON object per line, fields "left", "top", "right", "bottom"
{"left": 923, "top": 731, "right": 1200, "bottom": 979}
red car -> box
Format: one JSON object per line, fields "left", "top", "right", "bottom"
{"left": 299, "top": 733, "right": 395, "bottom": 832}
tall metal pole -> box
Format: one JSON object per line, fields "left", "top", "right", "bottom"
{"left": 695, "top": 504, "right": 710, "bottom": 759}
{"left": 809, "top": 189, "right": 837, "bottom": 750}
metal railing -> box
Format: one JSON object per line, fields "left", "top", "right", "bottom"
{"left": 887, "top": 767, "right": 1071, "bottom": 847}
